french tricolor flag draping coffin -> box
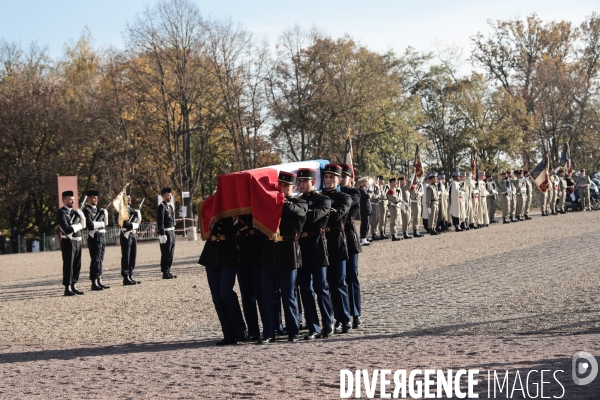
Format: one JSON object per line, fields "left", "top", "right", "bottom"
{"left": 199, "top": 160, "right": 329, "bottom": 240}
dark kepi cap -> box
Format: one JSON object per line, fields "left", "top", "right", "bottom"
{"left": 278, "top": 171, "right": 296, "bottom": 185}
{"left": 399, "top": 176, "right": 405, "bottom": 181}
{"left": 161, "top": 187, "right": 172, "bottom": 195}
{"left": 523, "top": 170, "right": 530, "bottom": 175}
{"left": 451, "top": 172, "right": 459, "bottom": 177}
{"left": 377, "top": 175, "right": 384, "bottom": 180}
{"left": 338, "top": 163, "right": 354, "bottom": 177}
{"left": 62, "top": 190, "right": 74, "bottom": 197}
{"left": 86, "top": 190, "right": 99, "bottom": 196}
{"left": 324, "top": 164, "right": 342, "bottom": 176}
{"left": 297, "top": 168, "right": 317, "bottom": 180}
{"left": 389, "top": 177, "right": 397, "bottom": 182}
{"left": 428, "top": 172, "right": 437, "bottom": 178}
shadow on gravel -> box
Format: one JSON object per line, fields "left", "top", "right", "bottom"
{"left": 0, "top": 339, "right": 219, "bottom": 364}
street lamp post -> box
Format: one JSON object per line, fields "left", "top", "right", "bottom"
{"left": 175, "top": 126, "right": 204, "bottom": 237}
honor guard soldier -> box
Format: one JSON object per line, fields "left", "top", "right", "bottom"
{"left": 157, "top": 188, "right": 177, "bottom": 278}
{"left": 121, "top": 191, "right": 142, "bottom": 285}
{"left": 557, "top": 168, "right": 567, "bottom": 213}
{"left": 513, "top": 170, "right": 526, "bottom": 221}
{"left": 437, "top": 174, "right": 449, "bottom": 232}
{"left": 376, "top": 176, "right": 389, "bottom": 239}
{"left": 339, "top": 165, "right": 363, "bottom": 329}
{"left": 236, "top": 214, "right": 267, "bottom": 341}
{"left": 297, "top": 168, "right": 334, "bottom": 339}
{"left": 548, "top": 172, "right": 559, "bottom": 215}
{"left": 523, "top": 170, "right": 533, "bottom": 219}
{"left": 464, "top": 172, "right": 479, "bottom": 229}
{"left": 199, "top": 216, "right": 247, "bottom": 345}
{"left": 321, "top": 164, "right": 353, "bottom": 334}
{"left": 426, "top": 174, "right": 440, "bottom": 235}
{"left": 507, "top": 170, "right": 517, "bottom": 221}
{"left": 409, "top": 176, "right": 425, "bottom": 237}
{"left": 485, "top": 174, "right": 499, "bottom": 223}
{"left": 498, "top": 172, "right": 513, "bottom": 223}
{"left": 83, "top": 190, "right": 110, "bottom": 290}
{"left": 448, "top": 172, "right": 463, "bottom": 231}
{"left": 386, "top": 178, "right": 402, "bottom": 241}
{"left": 476, "top": 171, "right": 489, "bottom": 227}
{"left": 369, "top": 176, "right": 382, "bottom": 240}
{"left": 399, "top": 177, "right": 412, "bottom": 239}
{"left": 357, "top": 176, "right": 373, "bottom": 246}
{"left": 421, "top": 175, "right": 431, "bottom": 232}
{"left": 575, "top": 169, "right": 593, "bottom": 210}
{"left": 259, "top": 172, "right": 307, "bottom": 344}
{"left": 57, "top": 191, "right": 86, "bottom": 296}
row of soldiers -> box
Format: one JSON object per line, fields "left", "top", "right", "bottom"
{"left": 367, "top": 167, "right": 596, "bottom": 239}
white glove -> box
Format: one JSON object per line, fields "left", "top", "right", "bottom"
{"left": 136, "top": 210, "right": 142, "bottom": 223}
{"left": 76, "top": 210, "right": 86, "bottom": 228}
{"left": 93, "top": 221, "right": 105, "bottom": 229}
{"left": 492, "top": 190, "right": 498, "bottom": 195}
{"left": 132, "top": 222, "right": 139, "bottom": 230}
{"left": 71, "top": 223, "right": 83, "bottom": 233}
{"left": 103, "top": 209, "right": 109, "bottom": 226}
{"left": 428, "top": 208, "right": 432, "bottom": 215}
{"left": 159, "top": 235, "right": 167, "bottom": 244}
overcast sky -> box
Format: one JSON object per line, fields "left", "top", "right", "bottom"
{"left": 0, "top": 0, "right": 597, "bottom": 63}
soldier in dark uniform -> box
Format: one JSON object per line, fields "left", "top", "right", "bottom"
{"left": 297, "top": 168, "right": 334, "bottom": 340}
{"left": 57, "top": 191, "right": 86, "bottom": 296}
{"left": 339, "top": 164, "right": 363, "bottom": 329}
{"left": 121, "top": 191, "right": 141, "bottom": 285}
{"left": 236, "top": 214, "right": 267, "bottom": 341}
{"left": 259, "top": 171, "right": 307, "bottom": 344}
{"left": 321, "top": 164, "right": 353, "bottom": 334}
{"left": 157, "top": 188, "right": 177, "bottom": 279}
{"left": 83, "top": 190, "right": 110, "bottom": 291}
{"left": 199, "top": 215, "right": 247, "bottom": 345}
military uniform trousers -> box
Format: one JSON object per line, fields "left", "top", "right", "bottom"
{"left": 360, "top": 214, "right": 370, "bottom": 239}
{"left": 206, "top": 265, "right": 247, "bottom": 340}
{"left": 549, "top": 190, "right": 557, "bottom": 213}
{"left": 402, "top": 207, "right": 412, "bottom": 233}
{"left": 486, "top": 196, "right": 496, "bottom": 221}
{"left": 470, "top": 198, "right": 479, "bottom": 224}
{"left": 159, "top": 230, "right": 176, "bottom": 273}
{"left": 428, "top": 203, "right": 438, "bottom": 230}
{"left": 478, "top": 197, "right": 489, "bottom": 225}
{"left": 411, "top": 201, "right": 421, "bottom": 231}
{"left": 238, "top": 265, "right": 263, "bottom": 338}
{"left": 88, "top": 233, "right": 106, "bottom": 281}
{"left": 539, "top": 191, "right": 548, "bottom": 214}
{"left": 327, "top": 260, "right": 352, "bottom": 324}
{"left": 120, "top": 232, "right": 137, "bottom": 277}
{"left": 345, "top": 253, "right": 361, "bottom": 317}
{"left": 370, "top": 203, "right": 379, "bottom": 235}
{"left": 388, "top": 207, "right": 399, "bottom": 236}
{"left": 558, "top": 190, "right": 567, "bottom": 211}
{"left": 524, "top": 191, "right": 532, "bottom": 215}
{"left": 516, "top": 194, "right": 525, "bottom": 218}
{"left": 580, "top": 187, "right": 590, "bottom": 209}
{"left": 62, "top": 238, "right": 82, "bottom": 286}
{"left": 297, "top": 267, "right": 333, "bottom": 334}
{"left": 510, "top": 192, "right": 517, "bottom": 217}
{"left": 501, "top": 194, "right": 510, "bottom": 219}
{"left": 377, "top": 202, "right": 388, "bottom": 234}
{"left": 261, "top": 267, "right": 299, "bottom": 340}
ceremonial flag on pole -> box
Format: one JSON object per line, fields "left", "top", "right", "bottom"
{"left": 560, "top": 142, "right": 573, "bottom": 177}
{"left": 471, "top": 150, "right": 478, "bottom": 180}
{"left": 413, "top": 144, "right": 423, "bottom": 179}
{"left": 532, "top": 155, "right": 550, "bottom": 193}
{"left": 112, "top": 186, "right": 130, "bottom": 227}
{"left": 343, "top": 134, "right": 353, "bottom": 166}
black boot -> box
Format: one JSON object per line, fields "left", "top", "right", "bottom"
{"left": 91, "top": 279, "right": 104, "bottom": 291}
{"left": 64, "top": 286, "right": 75, "bottom": 296}
{"left": 130, "top": 275, "right": 141, "bottom": 284}
{"left": 403, "top": 232, "right": 413, "bottom": 239}
{"left": 162, "top": 271, "right": 177, "bottom": 279}
{"left": 524, "top": 214, "right": 532, "bottom": 220}
{"left": 371, "top": 233, "right": 380, "bottom": 241}
{"left": 71, "top": 284, "right": 84, "bottom": 295}
{"left": 413, "top": 230, "right": 423, "bottom": 238}
{"left": 98, "top": 277, "right": 110, "bottom": 289}
{"left": 391, "top": 235, "right": 402, "bottom": 241}
{"left": 503, "top": 218, "right": 510, "bottom": 224}
{"left": 454, "top": 225, "right": 462, "bottom": 232}
{"left": 380, "top": 231, "right": 389, "bottom": 239}
{"left": 123, "top": 276, "right": 137, "bottom": 286}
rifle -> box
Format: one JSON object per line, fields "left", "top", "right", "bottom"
{"left": 123, "top": 198, "right": 145, "bottom": 239}
{"left": 70, "top": 196, "right": 87, "bottom": 224}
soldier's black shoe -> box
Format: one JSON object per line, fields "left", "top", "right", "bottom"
{"left": 275, "top": 328, "right": 287, "bottom": 336}
{"left": 130, "top": 276, "right": 141, "bottom": 284}
{"left": 323, "top": 324, "right": 335, "bottom": 338}
{"left": 525, "top": 215, "right": 532, "bottom": 220}
{"left": 71, "top": 284, "right": 84, "bottom": 295}
{"left": 352, "top": 316, "right": 362, "bottom": 329}
{"left": 98, "top": 277, "right": 110, "bottom": 289}
{"left": 380, "top": 232, "right": 389, "bottom": 239}
{"left": 334, "top": 321, "right": 342, "bottom": 332}
{"left": 413, "top": 231, "right": 424, "bottom": 238}
{"left": 162, "top": 272, "right": 177, "bottom": 279}
{"left": 216, "top": 337, "right": 238, "bottom": 346}
{"left": 64, "top": 287, "right": 75, "bottom": 296}
{"left": 341, "top": 324, "right": 353, "bottom": 334}
{"left": 288, "top": 336, "right": 299, "bottom": 343}
{"left": 403, "top": 233, "right": 413, "bottom": 239}
{"left": 258, "top": 337, "right": 274, "bottom": 345}
{"left": 371, "top": 234, "right": 380, "bottom": 241}
{"left": 391, "top": 235, "right": 402, "bottom": 241}
{"left": 454, "top": 225, "right": 462, "bottom": 232}
{"left": 91, "top": 279, "right": 104, "bottom": 291}
{"left": 123, "top": 276, "right": 136, "bottom": 286}
{"left": 304, "top": 332, "right": 320, "bottom": 340}
{"left": 430, "top": 231, "right": 439, "bottom": 236}
{"left": 552, "top": 212, "right": 558, "bottom": 215}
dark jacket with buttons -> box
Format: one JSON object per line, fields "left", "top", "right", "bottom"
{"left": 261, "top": 197, "right": 307, "bottom": 271}
{"left": 341, "top": 186, "right": 362, "bottom": 255}
{"left": 298, "top": 190, "right": 331, "bottom": 268}
{"left": 57, "top": 207, "right": 82, "bottom": 238}
{"left": 198, "top": 217, "right": 239, "bottom": 268}
{"left": 321, "top": 188, "right": 351, "bottom": 262}
{"left": 237, "top": 214, "right": 267, "bottom": 268}
{"left": 156, "top": 202, "right": 175, "bottom": 235}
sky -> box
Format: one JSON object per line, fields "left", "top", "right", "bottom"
{"left": 0, "top": 0, "right": 597, "bottom": 65}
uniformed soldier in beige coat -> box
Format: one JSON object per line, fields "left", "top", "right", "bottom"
{"left": 376, "top": 176, "right": 389, "bottom": 238}
{"left": 575, "top": 169, "right": 593, "bottom": 211}
{"left": 458, "top": 172, "right": 469, "bottom": 230}
{"left": 476, "top": 171, "right": 489, "bottom": 227}
{"left": 448, "top": 172, "right": 464, "bottom": 231}
{"left": 557, "top": 168, "right": 567, "bottom": 213}
{"left": 507, "top": 170, "right": 517, "bottom": 221}
{"left": 523, "top": 170, "right": 533, "bottom": 220}
{"left": 548, "top": 172, "right": 558, "bottom": 215}
{"left": 426, "top": 174, "right": 440, "bottom": 235}
{"left": 437, "top": 174, "right": 449, "bottom": 232}
{"left": 386, "top": 178, "right": 402, "bottom": 241}
{"left": 485, "top": 174, "right": 498, "bottom": 223}
{"left": 498, "top": 171, "right": 513, "bottom": 223}
{"left": 409, "top": 176, "right": 424, "bottom": 237}
{"left": 399, "top": 177, "right": 412, "bottom": 239}
{"left": 467, "top": 172, "right": 480, "bottom": 229}
{"left": 513, "top": 170, "right": 526, "bottom": 221}
{"left": 369, "top": 176, "right": 382, "bottom": 240}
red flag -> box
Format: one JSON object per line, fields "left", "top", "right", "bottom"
{"left": 414, "top": 144, "right": 423, "bottom": 178}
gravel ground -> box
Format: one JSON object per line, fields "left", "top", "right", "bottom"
{"left": 1, "top": 209, "right": 599, "bottom": 398}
